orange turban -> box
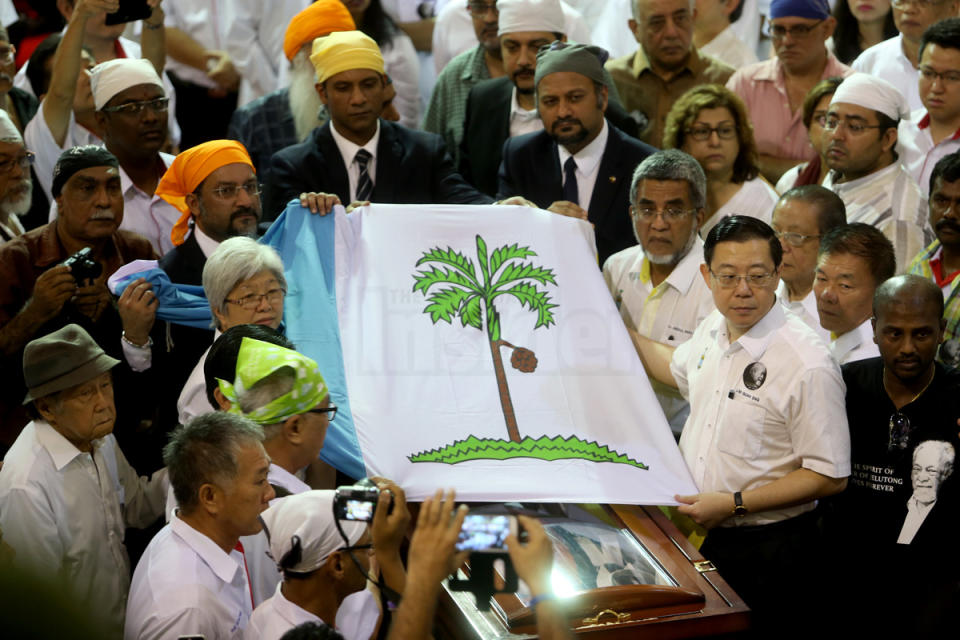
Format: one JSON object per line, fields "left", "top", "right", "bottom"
{"left": 283, "top": 0, "right": 356, "bottom": 62}
{"left": 157, "top": 140, "right": 254, "bottom": 247}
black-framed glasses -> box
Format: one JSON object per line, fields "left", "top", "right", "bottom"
{"left": 764, "top": 19, "right": 824, "bottom": 40}
{"left": 340, "top": 543, "right": 374, "bottom": 555}
{"left": 774, "top": 229, "right": 820, "bottom": 247}
{"left": 308, "top": 404, "right": 338, "bottom": 421}
{"left": 467, "top": 1, "right": 498, "bottom": 15}
{"left": 892, "top": 0, "right": 952, "bottom": 8}
{"left": 919, "top": 66, "right": 960, "bottom": 86}
{"left": 631, "top": 205, "right": 696, "bottom": 220}
{"left": 0, "top": 150, "right": 34, "bottom": 175}
{"left": 686, "top": 124, "right": 738, "bottom": 141}
{"left": 224, "top": 287, "right": 285, "bottom": 310}
{"left": 822, "top": 116, "right": 883, "bottom": 135}
{"left": 101, "top": 97, "right": 170, "bottom": 116}
{"left": 211, "top": 181, "right": 261, "bottom": 200}
{"left": 709, "top": 270, "right": 776, "bottom": 289}
{"left": 888, "top": 412, "right": 913, "bottom": 451}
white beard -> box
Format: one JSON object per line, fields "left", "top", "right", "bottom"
{"left": 288, "top": 52, "right": 326, "bottom": 142}
{"left": 1, "top": 178, "right": 31, "bottom": 216}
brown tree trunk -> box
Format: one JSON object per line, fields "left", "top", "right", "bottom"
{"left": 488, "top": 338, "right": 521, "bottom": 443}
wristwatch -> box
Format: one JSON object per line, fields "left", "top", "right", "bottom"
{"left": 732, "top": 491, "right": 748, "bottom": 517}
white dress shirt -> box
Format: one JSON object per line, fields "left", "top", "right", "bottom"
{"left": 852, "top": 35, "right": 922, "bottom": 113}
{"left": 245, "top": 582, "right": 379, "bottom": 640}
{"left": 125, "top": 514, "right": 253, "bottom": 640}
{"left": 671, "top": 304, "right": 851, "bottom": 526}
{"left": 557, "top": 120, "right": 608, "bottom": 210}
{"left": 508, "top": 87, "right": 543, "bottom": 139}
{"left": 830, "top": 318, "right": 880, "bottom": 365}
{"left": 163, "top": 0, "right": 233, "bottom": 90}
{"left": 603, "top": 239, "right": 715, "bottom": 434}
{"left": 0, "top": 421, "right": 166, "bottom": 635}
{"left": 178, "top": 333, "right": 221, "bottom": 426}
{"left": 776, "top": 280, "right": 829, "bottom": 344}
{"left": 823, "top": 162, "right": 933, "bottom": 271}
{"left": 898, "top": 109, "right": 960, "bottom": 198}
{"left": 700, "top": 24, "right": 759, "bottom": 70}
{"left": 701, "top": 177, "right": 778, "bottom": 239}
{"left": 330, "top": 120, "right": 382, "bottom": 203}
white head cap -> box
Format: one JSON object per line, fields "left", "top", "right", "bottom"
{"left": 497, "top": 0, "right": 566, "bottom": 38}
{"left": 830, "top": 72, "right": 911, "bottom": 122}
{"left": 90, "top": 58, "right": 165, "bottom": 111}
{"left": 260, "top": 490, "right": 367, "bottom": 575}
{"left": 0, "top": 110, "right": 22, "bottom": 144}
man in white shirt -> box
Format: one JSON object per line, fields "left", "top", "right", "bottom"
{"left": 632, "top": 215, "right": 850, "bottom": 635}
{"left": 815, "top": 223, "right": 896, "bottom": 364}
{"left": 693, "top": 0, "right": 758, "bottom": 69}
{"left": 898, "top": 17, "right": 960, "bottom": 197}
{"left": 823, "top": 72, "right": 932, "bottom": 270}
{"left": 0, "top": 324, "right": 165, "bottom": 636}
{"left": 247, "top": 485, "right": 411, "bottom": 640}
{"left": 603, "top": 149, "right": 714, "bottom": 435}
{"left": 125, "top": 411, "right": 276, "bottom": 640}
{"left": 771, "top": 184, "right": 846, "bottom": 342}
{"left": 852, "top": 0, "right": 959, "bottom": 113}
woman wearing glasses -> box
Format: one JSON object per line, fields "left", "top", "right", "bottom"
{"left": 775, "top": 76, "right": 845, "bottom": 193}
{"left": 664, "top": 84, "right": 779, "bottom": 239}
{"left": 177, "top": 236, "right": 287, "bottom": 424}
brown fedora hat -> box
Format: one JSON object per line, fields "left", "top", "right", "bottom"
{"left": 22, "top": 324, "right": 120, "bottom": 404}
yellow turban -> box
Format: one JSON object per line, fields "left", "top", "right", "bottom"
{"left": 309, "top": 30, "right": 385, "bottom": 84}
{"left": 156, "top": 140, "right": 255, "bottom": 247}
{"left": 283, "top": 0, "right": 356, "bottom": 62}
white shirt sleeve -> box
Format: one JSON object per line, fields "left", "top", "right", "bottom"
{"left": 786, "top": 366, "right": 852, "bottom": 479}
{"left": 382, "top": 33, "right": 422, "bottom": 130}
{"left": 0, "top": 486, "right": 63, "bottom": 577}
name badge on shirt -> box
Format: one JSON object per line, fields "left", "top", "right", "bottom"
{"left": 742, "top": 362, "right": 767, "bottom": 391}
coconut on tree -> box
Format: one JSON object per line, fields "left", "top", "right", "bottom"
{"left": 412, "top": 235, "right": 558, "bottom": 443}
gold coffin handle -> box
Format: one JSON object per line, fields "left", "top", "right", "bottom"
{"left": 582, "top": 609, "right": 630, "bottom": 625}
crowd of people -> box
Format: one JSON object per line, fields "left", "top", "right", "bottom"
{"left": 0, "top": 0, "right": 959, "bottom": 637}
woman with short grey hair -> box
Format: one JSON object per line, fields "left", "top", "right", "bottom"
{"left": 178, "top": 237, "right": 289, "bottom": 423}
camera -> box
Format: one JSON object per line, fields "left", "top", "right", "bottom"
{"left": 62, "top": 247, "right": 102, "bottom": 285}
{"left": 456, "top": 514, "right": 515, "bottom": 553}
{"left": 334, "top": 478, "right": 390, "bottom": 522}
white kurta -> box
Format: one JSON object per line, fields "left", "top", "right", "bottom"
{"left": 823, "top": 162, "right": 933, "bottom": 271}
{"left": 671, "top": 304, "right": 851, "bottom": 526}
{"left": 701, "top": 176, "right": 779, "bottom": 239}
{"left": 125, "top": 514, "right": 253, "bottom": 640}
{"left": 0, "top": 421, "right": 166, "bottom": 635}
{"left": 602, "top": 239, "right": 715, "bottom": 434}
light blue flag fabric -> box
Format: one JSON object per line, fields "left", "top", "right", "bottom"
{"left": 261, "top": 203, "right": 366, "bottom": 480}
{"left": 111, "top": 266, "right": 212, "bottom": 329}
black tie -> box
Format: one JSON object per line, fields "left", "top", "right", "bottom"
{"left": 355, "top": 149, "right": 373, "bottom": 201}
{"left": 562, "top": 156, "right": 579, "bottom": 205}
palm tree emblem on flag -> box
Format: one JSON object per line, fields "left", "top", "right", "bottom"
{"left": 408, "top": 235, "right": 647, "bottom": 469}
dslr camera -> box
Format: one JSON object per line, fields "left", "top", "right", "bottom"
{"left": 62, "top": 247, "right": 102, "bottom": 285}
{"left": 334, "top": 478, "right": 392, "bottom": 522}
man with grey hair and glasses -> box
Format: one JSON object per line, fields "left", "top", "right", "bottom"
{"left": 603, "top": 149, "right": 714, "bottom": 436}
{"left": 0, "top": 110, "right": 35, "bottom": 242}
{"left": 125, "top": 411, "right": 276, "bottom": 640}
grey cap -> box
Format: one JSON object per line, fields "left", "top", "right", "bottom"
{"left": 534, "top": 41, "right": 609, "bottom": 90}
{"left": 23, "top": 324, "right": 120, "bottom": 404}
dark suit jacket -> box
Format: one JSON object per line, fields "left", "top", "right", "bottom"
{"left": 459, "top": 76, "right": 641, "bottom": 198}
{"left": 263, "top": 120, "right": 492, "bottom": 218}
{"left": 497, "top": 123, "right": 656, "bottom": 265}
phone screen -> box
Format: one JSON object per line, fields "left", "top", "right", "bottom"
{"left": 456, "top": 514, "right": 511, "bottom": 552}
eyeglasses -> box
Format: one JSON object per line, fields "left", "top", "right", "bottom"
{"left": 467, "top": 1, "right": 498, "bottom": 15}
{"left": 686, "top": 124, "right": 738, "bottom": 141}
{"left": 892, "top": 0, "right": 951, "bottom": 8}
{"left": 0, "top": 150, "right": 34, "bottom": 175}
{"left": 774, "top": 229, "right": 820, "bottom": 247}
{"left": 888, "top": 412, "right": 913, "bottom": 451}
{"left": 211, "top": 181, "right": 261, "bottom": 200}
{"left": 224, "top": 287, "right": 285, "bottom": 310}
{"left": 709, "top": 270, "right": 776, "bottom": 289}
{"left": 764, "top": 19, "right": 824, "bottom": 40}
{"left": 919, "top": 66, "right": 960, "bottom": 86}
{"left": 631, "top": 205, "right": 695, "bottom": 220}
{"left": 308, "top": 404, "right": 338, "bottom": 421}
{"left": 822, "top": 116, "right": 883, "bottom": 135}
{"left": 101, "top": 97, "right": 170, "bottom": 116}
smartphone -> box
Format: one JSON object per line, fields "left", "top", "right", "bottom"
{"left": 105, "top": 0, "right": 153, "bottom": 25}
{"left": 456, "top": 514, "right": 514, "bottom": 552}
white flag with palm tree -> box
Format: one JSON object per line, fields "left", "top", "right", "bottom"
{"left": 333, "top": 204, "right": 696, "bottom": 503}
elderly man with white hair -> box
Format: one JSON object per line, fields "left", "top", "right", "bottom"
{"left": 822, "top": 72, "right": 933, "bottom": 270}
{"left": 177, "top": 236, "right": 287, "bottom": 425}
{"left": 0, "top": 110, "right": 33, "bottom": 242}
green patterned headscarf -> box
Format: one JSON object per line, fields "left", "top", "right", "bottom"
{"left": 218, "top": 337, "right": 328, "bottom": 424}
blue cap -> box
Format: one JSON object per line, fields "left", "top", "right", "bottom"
{"left": 770, "top": 0, "right": 831, "bottom": 20}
